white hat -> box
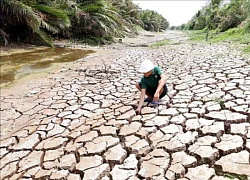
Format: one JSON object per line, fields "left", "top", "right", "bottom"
{"left": 139, "top": 60, "right": 154, "bottom": 73}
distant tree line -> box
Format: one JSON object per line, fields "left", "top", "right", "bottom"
{"left": 171, "top": 0, "right": 250, "bottom": 35}
{"left": 0, "top": 0, "right": 169, "bottom": 46}
{"left": 140, "top": 9, "right": 169, "bottom": 32}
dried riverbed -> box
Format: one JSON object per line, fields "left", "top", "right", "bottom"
{"left": 1, "top": 31, "right": 250, "bottom": 180}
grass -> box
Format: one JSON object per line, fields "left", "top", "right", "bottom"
{"left": 214, "top": 166, "right": 248, "bottom": 180}
{"left": 184, "top": 29, "right": 207, "bottom": 41}
{"left": 185, "top": 28, "right": 250, "bottom": 43}
{"left": 136, "top": 25, "right": 144, "bottom": 31}
{"left": 213, "top": 97, "right": 226, "bottom": 110}
{"left": 223, "top": 172, "right": 248, "bottom": 180}
{"left": 184, "top": 28, "right": 250, "bottom": 56}
{"left": 149, "top": 39, "right": 172, "bottom": 48}
{"left": 210, "top": 29, "right": 250, "bottom": 44}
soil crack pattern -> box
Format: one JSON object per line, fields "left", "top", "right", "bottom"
{"left": 1, "top": 32, "right": 250, "bottom": 180}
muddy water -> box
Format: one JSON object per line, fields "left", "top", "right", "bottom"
{"left": 0, "top": 47, "right": 94, "bottom": 85}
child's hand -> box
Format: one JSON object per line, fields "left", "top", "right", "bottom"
{"left": 135, "top": 107, "right": 141, "bottom": 115}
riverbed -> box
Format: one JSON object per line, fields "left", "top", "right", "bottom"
{"left": 1, "top": 31, "right": 249, "bottom": 180}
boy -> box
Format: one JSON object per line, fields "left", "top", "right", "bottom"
{"left": 135, "top": 59, "right": 167, "bottom": 114}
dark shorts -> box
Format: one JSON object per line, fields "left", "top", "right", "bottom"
{"left": 139, "top": 82, "right": 168, "bottom": 99}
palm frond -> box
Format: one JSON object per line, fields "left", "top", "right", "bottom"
{"left": 41, "top": 20, "right": 59, "bottom": 34}
{"left": 0, "top": 0, "right": 40, "bottom": 32}
{"left": 36, "top": 30, "right": 54, "bottom": 47}
{"left": 97, "top": 21, "right": 108, "bottom": 32}
{"left": 95, "top": 13, "right": 118, "bottom": 27}
{"left": 34, "top": 5, "right": 71, "bottom": 27}
{"left": 0, "top": 28, "right": 9, "bottom": 46}
{"left": 81, "top": 4, "right": 102, "bottom": 13}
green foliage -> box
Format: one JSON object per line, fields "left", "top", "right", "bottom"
{"left": 185, "top": 7, "right": 208, "bottom": 30}
{"left": 214, "top": 165, "right": 248, "bottom": 180}
{"left": 185, "top": 28, "right": 250, "bottom": 57}
{"left": 34, "top": 5, "right": 71, "bottom": 27}
{"left": 194, "top": 15, "right": 206, "bottom": 30}
{"left": 186, "top": 27, "right": 250, "bottom": 43}
{"left": 209, "top": 28, "right": 250, "bottom": 44}
{"left": 0, "top": 0, "right": 169, "bottom": 46}
{"left": 185, "top": 0, "right": 250, "bottom": 33}
{"left": 217, "top": 0, "right": 249, "bottom": 32}
{"left": 70, "top": 0, "right": 122, "bottom": 38}
{"left": 213, "top": 97, "right": 225, "bottom": 109}
{"left": 108, "top": 0, "right": 142, "bottom": 35}
{"left": 189, "top": 34, "right": 206, "bottom": 41}
{"left": 184, "top": 29, "right": 207, "bottom": 41}
{"left": 149, "top": 39, "right": 171, "bottom": 48}
{"left": 0, "top": 0, "right": 70, "bottom": 46}
{"left": 139, "top": 9, "right": 169, "bottom": 32}
{"left": 223, "top": 172, "right": 248, "bottom": 180}
{"left": 0, "top": 0, "right": 40, "bottom": 32}
{"left": 170, "top": 26, "right": 176, "bottom": 30}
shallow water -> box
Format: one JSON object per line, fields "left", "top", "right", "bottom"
{"left": 0, "top": 47, "right": 94, "bottom": 85}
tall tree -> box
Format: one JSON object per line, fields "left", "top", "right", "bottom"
{"left": 205, "top": 0, "right": 222, "bottom": 40}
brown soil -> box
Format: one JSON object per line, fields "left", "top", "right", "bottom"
{"left": 0, "top": 30, "right": 168, "bottom": 95}
{"left": 0, "top": 40, "right": 122, "bottom": 97}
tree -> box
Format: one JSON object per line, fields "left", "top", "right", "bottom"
{"left": 217, "top": 0, "right": 249, "bottom": 32}
{"left": 205, "top": 0, "right": 222, "bottom": 40}
{"left": 139, "top": 9, "right": 169, "bottom": 32}
{"left": 108, "top": 0, "right": 142, "bottom": 36}
{"left": 0, "top": 0, "right": 70, "bottom": 46}
{"left": 0, "top": 0, "right": 170, "bottom": 46}
{"left": 185, "top": 0, "right": 250, "bottom": 34}
{"left": 70, "top": 0, "right": 122, "bottom": 39}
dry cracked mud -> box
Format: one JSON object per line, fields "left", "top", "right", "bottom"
{"left": 1, "top": 31, "right": 250, "bottom": 180}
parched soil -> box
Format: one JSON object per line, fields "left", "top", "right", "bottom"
{"left": 1, "top": 31, "right": 250, "bottom": 180}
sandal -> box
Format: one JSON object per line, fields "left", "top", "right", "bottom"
{"left": 144, "top": 97, "right": 152, "bottom": 103}
{"left": 151, "top": 100, "right": 159, "bottom": 105}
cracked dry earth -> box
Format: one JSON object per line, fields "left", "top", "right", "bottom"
{"left": 1, "top": 34, "right": 250, "bottom": 180}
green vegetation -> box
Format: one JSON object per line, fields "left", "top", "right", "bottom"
{"left": 185, "top": 28, "right": 250, "bottom": 56}
{"left": 223, "top": 172, "right": 248, "bottom": 180}
{"left": 213, "top": 97, "right": 225, "bottom": 110}
{"left": 214, "top": 165, "right": 248, "bottom": 180}
{"left": 184, "top": 0, "right": 250, "bottom": 33}
{"left": 140, "top": 10, "right": 169, "bottom": 32}
{"left": 180, "top": 0, "right": 250, "bottom": 56}
{"left": 176, "top": 1, "right": 250, "bottom": 42}
{"left": 0, "top": 0, "right": 169, "bottom": 47}
{"left": 149, "top": 39, "right": 171, "bottom": 48}
{"left": 187, "top": 28, "right": 250, "bottom": 42}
